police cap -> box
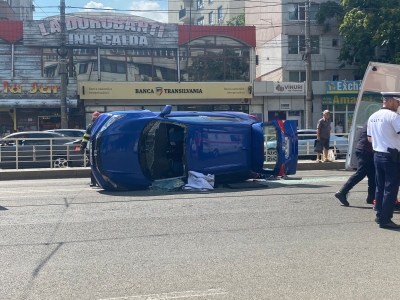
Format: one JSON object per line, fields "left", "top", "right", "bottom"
{"left": 381, "top": 92, "right": 400, "bottom": 100}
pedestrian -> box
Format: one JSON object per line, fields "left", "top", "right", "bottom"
{"left": 81, "top": 111, "right": 101, "bottom": 187}
{"left": 335, "top": 121, "right": 344, "bottom": 136}
{"left": 334, "top": 122, "right": 375, "bottom": 206}
{"left": 367, "top": 92, "right": 400, "bottom": 229}
{"left": 316, "top": 110, "right": 331, "bottom": 162}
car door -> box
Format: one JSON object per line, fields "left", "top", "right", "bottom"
{"left": 251, "top": 120, "right": 298, "bottom": 176}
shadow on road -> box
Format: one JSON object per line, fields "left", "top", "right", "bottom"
{"left": 96, "top": 180, "right": 331, "bottom": 197}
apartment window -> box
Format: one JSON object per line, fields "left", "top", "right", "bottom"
{"left": 197, "top": 17, "right": 204, "bottom": 25}
{"left": 288, "top": 3, "right": 319, "bottom": 21}
{"left": 332, "top": 39, "right": 339, "bottom": 47}
{"left": 333, "top": 75, "right": 340, "bottom": 81}
{"left": 218, "top": 6, "right": 223, "bottom": 23}
{"left": 208, "top": 12, "right": 214, "bottom": 25}
{"left": 288, "top": 35, "right": 319, "bottom": 54}
{"left": 289, "top": 71, "right": 319, "bottom": 82}
{"left": 197, "top": 0, "right": 204, "bottom": 10}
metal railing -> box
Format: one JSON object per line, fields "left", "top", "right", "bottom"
{"left": 0, "top": 137, "right": 89, "bottom": 170}
{"left": 298, "top": 133, "right": 349, "bottom": 157}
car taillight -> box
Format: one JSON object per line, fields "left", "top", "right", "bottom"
{"left": 278, "top": 163, "right": 285, "bottom": 177}
{"left": 277, "top": 120, "right": 285, "bottom": 134}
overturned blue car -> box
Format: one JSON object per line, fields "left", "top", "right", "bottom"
{"left": 89, "top": 105, "right": 298, "bottom": 191}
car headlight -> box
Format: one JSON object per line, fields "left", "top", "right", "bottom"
{"left": 96, "top": 114, "right": 127, "bottom": 139}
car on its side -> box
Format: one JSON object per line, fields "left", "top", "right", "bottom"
{"left": 88, "top": 105, "right": 299, "bottom": 191}
{"left": 0, "top": 131, "right": 85, "bottom": 169}
{"left": 297, "top": 129, "right": 348, "bottom": 158}
{"left": 46, "top": 129, "right": 85, "bottom": 138}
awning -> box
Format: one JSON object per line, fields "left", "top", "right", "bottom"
{"left": 0, "top": 99, "right": 78, "bottom": 108}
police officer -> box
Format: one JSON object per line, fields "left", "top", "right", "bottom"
{"left": 335, "top": 122, "right": 375, "bottom": 206}
{"left": 81, "top": 111, "right": 101, "bottom": 187}
{"left": 367, "top": 92, "right": 400, "bottom": 228}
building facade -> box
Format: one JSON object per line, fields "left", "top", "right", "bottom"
{"left": 243, "top": 0, "right": 357, "bottom": 128}
{"left": 0, "top": 0, "right": 34, "bottom": 21}
{"left": 0, "top": 14, "right": 256, "bottom": 132}
{"left": 168, "top": 0, "right": 244, "bottom": 25}
{"left": 245, "top": 0, "right": 354, "bottom": 82}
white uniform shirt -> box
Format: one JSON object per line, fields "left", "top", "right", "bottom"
{"left": 367, "top": 108, "right": 400, "bottom": 152}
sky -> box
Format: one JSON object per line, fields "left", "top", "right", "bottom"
{"left": 32, "top": 0, "right": 169, "bottom": 22}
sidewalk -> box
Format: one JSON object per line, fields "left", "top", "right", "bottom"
{"left": 0, "top": 160, "right": 347, "bottom": 181}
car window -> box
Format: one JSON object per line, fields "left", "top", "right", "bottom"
{"left": 24, "top": 133, "right": 50, "bottom": 145}
{"left": 73, "top": 131, "right": 84, "bottom": 137}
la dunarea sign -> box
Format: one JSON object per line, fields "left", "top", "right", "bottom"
{"left": 23, "top": 15, "right": 178, "bottom": 48}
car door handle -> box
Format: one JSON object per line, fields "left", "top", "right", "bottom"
{"left": 241, "top": 147, "right": 249, "bottom": 150}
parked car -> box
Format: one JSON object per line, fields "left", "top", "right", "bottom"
{"left": 46, "top": 129, "right": 85, "bottom": 138}
{"left": 297, "top": 129, "right": 348, "bottom": 158}
{"left": 88, "top": 105, "right": 299, "bottom": 191}
{"left": 0, "top": 131, "right": 86, "bottom": 169}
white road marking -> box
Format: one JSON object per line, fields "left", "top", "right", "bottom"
{"left": 99, "top": 288, "right": 228, "bottom": 300}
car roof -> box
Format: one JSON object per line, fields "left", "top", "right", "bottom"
{"left": 47, "top": 129, "right": 85, "bottom": 131}
{"left": 106, "top": 109, "right": 257, "bottom": 122}
{"left": 4, "top": 131, "right": 68, "bottom": 138}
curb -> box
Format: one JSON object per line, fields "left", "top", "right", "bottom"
{"left": 0, "top": 167, "right": 90, "bottom": 181}
{"left": 0, "top": 160, "right": 347, "bottom": 181}
{"left": 296, "top": 160, "right": 345, "bottom": 171}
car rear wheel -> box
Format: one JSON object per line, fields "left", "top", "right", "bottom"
{"left": 266, "top": 149, "right": 277, "bottom": 162}
{"left": 53, "top": 157, "right": 69, "bottom": 168}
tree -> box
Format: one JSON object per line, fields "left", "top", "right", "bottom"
{"left": 316, "top": 0, "right": 400, "bottom": 78}
{"left": 226, "top": 14, "right": 245, "bottom": 26}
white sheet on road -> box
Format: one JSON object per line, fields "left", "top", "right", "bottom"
{"left": 183, "top": 171, "right": 215, "bottom": 191}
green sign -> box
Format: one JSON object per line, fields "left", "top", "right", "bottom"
{"left": 322, "top": 94, "right": 382, "bottom": 105}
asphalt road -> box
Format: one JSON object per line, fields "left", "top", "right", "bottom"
{"left": 2, "top": 170, "right": 400, "bottom": 300}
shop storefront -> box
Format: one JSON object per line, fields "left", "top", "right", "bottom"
{"left": 253, "top": 81, "right": 309, "bottom": 128}
{"left": 22, "top": 15, "right": 255, "bottom": 126}
{"left": 0, "top": 79, "right": 78, "bottom": 133}
{"left": 79, "top": 81, "right": 252, "bottom": 123}
{"left": 1, "top": 16, "right": 255, "bottom": 129}
{"left": 322, "top": 80, "right": 381, "bottom": 134}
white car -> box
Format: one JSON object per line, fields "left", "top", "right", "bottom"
{"left": 297, "top": 129, "right": 348, "bottom": 158}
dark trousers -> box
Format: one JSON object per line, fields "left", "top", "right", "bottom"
{"left": 374, "top": 152, "right": 400, "bottom": 224}
{"left": 341, "top": 150, "right": 375, "bottom": 196}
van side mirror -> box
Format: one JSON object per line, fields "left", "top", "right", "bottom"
{"left": 159, "top": 105, "right": 172, "bottom": 118}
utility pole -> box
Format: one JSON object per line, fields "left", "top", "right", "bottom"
{"left": 305, "top": 0, "right": 313, "bottom": 129}
{"left": 59, "top": 0, "right": 68, "bottom": 129}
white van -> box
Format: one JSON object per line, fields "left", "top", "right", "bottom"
{"left": 346, "top": 62, "right": 400, "bottom": 170}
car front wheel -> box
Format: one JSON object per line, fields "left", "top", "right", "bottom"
{"left": 53, "top": 157, "right": 69, "bottom": 168}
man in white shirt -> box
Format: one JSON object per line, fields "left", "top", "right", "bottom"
{"left": 367, "top": 92, "right": 400, "bottom": 229}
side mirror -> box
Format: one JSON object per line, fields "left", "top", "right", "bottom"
{"left": 159, "top": 105, "right": 172, "bottom": 118}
